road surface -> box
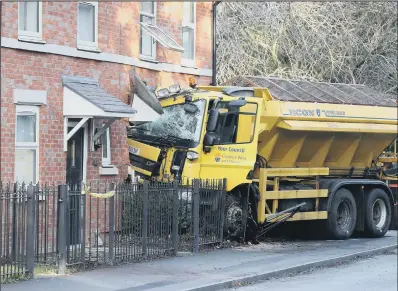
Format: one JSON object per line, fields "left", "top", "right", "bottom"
{"left": 228, "top": 250, "right": 397, "bottom": 291}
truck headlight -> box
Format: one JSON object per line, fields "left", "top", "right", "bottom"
{"left": 187, "top": 151, "right": 199, "bottom": 160}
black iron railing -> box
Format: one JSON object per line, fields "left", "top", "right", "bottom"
{"left": 0, "top": 179, "right": 226, "bottom": 283}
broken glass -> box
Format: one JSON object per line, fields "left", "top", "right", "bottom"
{"left": 135, "top": 99, "right": 206, "bottom": 143}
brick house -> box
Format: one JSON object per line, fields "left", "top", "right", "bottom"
{"left": 1, "top": 1, "right": 213, "bottom": 185}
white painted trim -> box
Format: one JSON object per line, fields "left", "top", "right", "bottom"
{"left": 63, "top": 87, "right": 135, "bottom": 118}
{"left": 99, "top": 166, "right": 118, "bottom": 176}
{"left": 101, "top": 128, "right": 111, "bottom": 166}
{"left": 67, "top": 121, "right": 88, "bottom": 183}
{"left": 15, "top": 105, "right": 40, "bottom": 184}
{"left": 77, "top": 2, "right": 99, "bottom": 51}
{"left": 18, "top": 1, "right": 43, "bottom": 42}
{"left": 14, "top": 89, "right": 47, "bottom": 105}
{"left": 181, "top": 2, "right": 196, "bottom": 67}
{"left": 66, "top": 117, "right": 89, "bottom": 141}
{"left": 92, "top": 119, "right": 116, "bottom": 141}
{"left": 140, "top": 2, "right": 156, "bottom": 59}
{"left": 1, "top": 37, "right": 212, "bottom": 77}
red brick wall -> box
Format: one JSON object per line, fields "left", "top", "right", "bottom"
{"left": 1, "top": 2, "right": 212, "bottom": 65}
{"left": 1, "top": 1, "right": 212, "bottom": 184}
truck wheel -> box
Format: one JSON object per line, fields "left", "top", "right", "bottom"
{"left": 224, "top": 190, "right": 245, "bottom": 241}
{"left": 364, "top": 188, "right": 391, "bottom": 238}
{"left": 327, "top": 188, "right": 357, "bottom": 240}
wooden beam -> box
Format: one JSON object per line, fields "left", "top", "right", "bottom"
{"left": 66, "top": 117, "right": 89, "bottom": 141}
{"left": 92, "top": 118, "right": 117, "bottom": 141}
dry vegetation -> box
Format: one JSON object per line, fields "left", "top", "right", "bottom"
{"left": 216, "top": 2, "right": 397, "bottom": 95}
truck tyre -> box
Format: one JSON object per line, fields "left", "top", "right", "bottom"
{"left": 327, "top": 188, "right": 357, "bottom": 240}
{"left": 364, "top": 188, "right": 391, "bottom": 238}
{"left": 224, "top": 190, "right": 245, "bottom": 241}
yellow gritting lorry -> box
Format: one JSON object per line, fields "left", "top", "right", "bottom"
{"left": 127, "top": 76, "right": 398, "bottom": 241}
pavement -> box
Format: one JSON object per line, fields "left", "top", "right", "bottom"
{"left": 2, "top": 231, "right": 397, "bottom": 291}
{"left": 225, "top": 249, "right": 398, "bottom": 291}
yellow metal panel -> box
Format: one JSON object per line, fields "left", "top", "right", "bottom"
{"left": 265, "top": 189, "right": 328, "bottom": 199}
{"left": 264, "top": 167, "right": 329, "bottom": 177}
{"left": 265, "top": 211, "right": 328, "bottom": 221}
{"left": 278, "top": 120, "right": 397, "bottom": 134}
{"left": 258, "top": 168, "right": 267, "bottom": 223}
{"left": 333, "top": 136, "right": 362, "bottom": 168}
{"left": 127, "top": 139, "right": 160, "bottom": 161}
{"left": 130, "top": 166, "right": 151, "bottom": 177}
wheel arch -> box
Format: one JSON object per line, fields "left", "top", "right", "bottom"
{"left": 320, "top": 179, "right": 394, "bottom": 211}
{"left": 320, "top": 179, "right": 394, "bottom": 232}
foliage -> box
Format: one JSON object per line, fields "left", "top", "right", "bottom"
{"left": 216, "top": 2, "right": 397, "bottom": 95}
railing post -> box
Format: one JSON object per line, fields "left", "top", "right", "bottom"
{"left": 80, "top": 182, "right": 86, "bottom": 269}
{"left": 193, "top": 179, "right": 200, "bottom": 253}
{"left": 26, "top": 185, "right": 36, "bottom": 278}
{"left": 11, "top": 183, "right": 17, "bottom": 262}
{"left": 57, "top": 184, "right": 68, "bottom": 275}
{"left": 172, "top": 180, "right": 179, "bottom": 255}
{"left": 218, "top": 179, "right": 226, "bottom": 246}
{"left": 142, "top": 181, "right": 149, "bottom": 257}
{"left": 108, "top": 183, "right": 115, "bottom": 264}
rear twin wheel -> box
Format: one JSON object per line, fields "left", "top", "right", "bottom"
{"left": 327, "top": 188, "right": 357, "bottom": 240}
{"left": 327, "top": 187, "right": 391, "bottom": 239}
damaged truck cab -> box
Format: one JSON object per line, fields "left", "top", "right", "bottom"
{"left": 128, "top": 79, "right": 398, "bottom": 241}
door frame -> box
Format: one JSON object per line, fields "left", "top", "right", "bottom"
{"left": 67, "top": 121, "right": 88, "bottom": 184}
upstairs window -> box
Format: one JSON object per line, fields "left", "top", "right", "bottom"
{"left": 78, "top": 2, "right": 98, "bottom": 51}
{"left": 18, "top": 1, "right": 43, "bottom": 42}
{"left": 139, "top": 2, "right": 184, "bottom": 58}
{"left": 140, "top": 2, "right": 156, "bottom": 59}
{"left": 182, "top": 2, "right": 196, "bottom": 66}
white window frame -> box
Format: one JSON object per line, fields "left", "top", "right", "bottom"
{"left": 101, "top": 127, "right": 111, "bottom": 166}
{"left": 77, "top": 1, "right": 99, "bottom": 51}
{"left": 181, "top": 1, "right": 196, "bottom": 67}
{"left": 18, "top": 1, "right": 43, "bottom": 42}
{"left": 140, "top": 2, "right": 157, "bottom": 60}
{"left": 15, "top": 105, "right": 40, "bottom": 183}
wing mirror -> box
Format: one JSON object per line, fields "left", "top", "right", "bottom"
{"left": 228, "top": 99, "right": 247, "bottom": 109}
{"left": 206, "top": 109, "right": 220, "bottom": 132}
{"left": 203, "top": 132, "right": 217, "bottom": 147}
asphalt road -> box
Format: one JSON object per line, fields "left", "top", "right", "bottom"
{"left": 228, "top": 250, "right": 398, "bottom": 291}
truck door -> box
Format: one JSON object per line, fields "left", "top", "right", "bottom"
{"left": 199, "top": 99, "right": 261, "bottom": 190}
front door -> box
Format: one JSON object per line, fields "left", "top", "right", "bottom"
{"left": 66, "top": 127, "right": 84, "bottom": 246}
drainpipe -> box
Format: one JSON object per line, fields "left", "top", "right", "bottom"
{"left": 212, "top": 1, "right": 221, "bottom": 86}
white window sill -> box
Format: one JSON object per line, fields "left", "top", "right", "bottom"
{"left": 77, "top": 45, "right": 101, "bottom": 53}
{"left": 99, "top": 165, "right": 119, "bottom": 176}
{"left": 139, "top": 55, "right": 159, "bottom": 63}
{"left": 181, "top": 60, "right": 197, "bottom": 69}
{"left": 18, "top": 36, "right": 46, "bottom": 44}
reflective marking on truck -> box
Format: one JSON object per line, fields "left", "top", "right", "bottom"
{"left": 128, "top": 146, "right": 140, "bottom": 155}
{"left": 283, "top": 109, "right": 396, "bottom": 120}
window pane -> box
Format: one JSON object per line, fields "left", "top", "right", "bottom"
{"left": 19, "top": 2, "right": 39, "bottom": 32}
{"left": 78, "top": 3, "right": 95, "bottom": 42}
{"left": 15, "top": 149, "right": 36, "bottom": 183}
{"left": 140, "top": 15, "right": 154, "bottom": 56}
{"left": 141, "top": 2, "right": 154, "bottom": 14}
{"left": 17, "top": 114, "right": 36, "bottom": 143}
{"left": 101, "top": 131, "right": 108, "bottom": 159}
{"left": 182, "top": 27, "right": 194, "bottom": 60}
{"left": 183, "top": 2, "right": 194, "bottom": 24}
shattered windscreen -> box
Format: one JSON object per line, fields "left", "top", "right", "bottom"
{"left": 135, "top": 99, "right": 206, "bottom": 143}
